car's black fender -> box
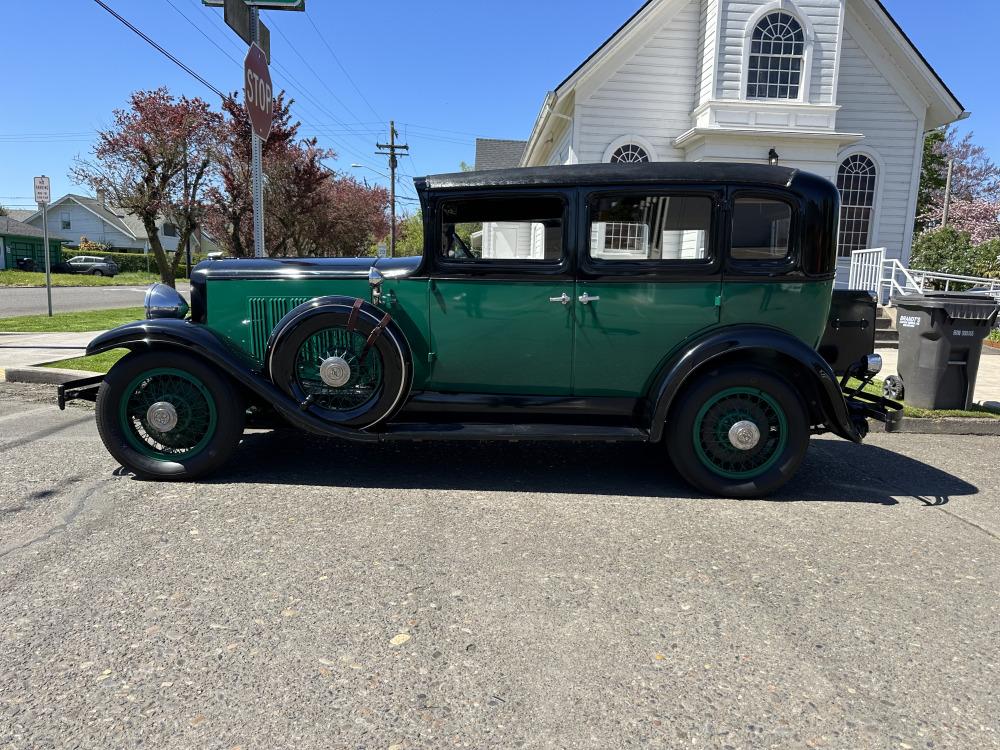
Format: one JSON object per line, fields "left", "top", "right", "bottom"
{"left": 646, "top": 324, "right": 863, "bottom": 444}
{"left": 85, "top": 319, "right": 380, "bottom": 443}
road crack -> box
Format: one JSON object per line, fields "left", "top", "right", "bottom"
{"left": 0, "top": 477, "right": 112, "bottom": 559}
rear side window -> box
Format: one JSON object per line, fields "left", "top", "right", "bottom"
{"left": 589, "top": 195, "right": 711, "bottom": 262}
{"left": 731, "top": 198, "right": 792, "bottom": 261}
{"left": 439, "top": 196, "right": 564, "bottom": 263}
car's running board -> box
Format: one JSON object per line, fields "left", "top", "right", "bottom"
{"left": 379, "top": 423, "right": 650, "bottom": 442}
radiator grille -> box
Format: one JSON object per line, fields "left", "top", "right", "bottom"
{"left": 247, "top": 297, "right": 310, "bottom": 361}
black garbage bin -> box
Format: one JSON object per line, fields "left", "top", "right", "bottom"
{"left": 891, "top": 292, "right": 999, "bottom": 410}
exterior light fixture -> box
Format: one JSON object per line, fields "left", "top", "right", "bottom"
{"left": 768, "top": 148, "right": 780, "bottom": 167}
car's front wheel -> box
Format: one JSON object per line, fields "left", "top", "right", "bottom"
{"left": 95, "top": 351, "right": 245, "bottom": 480}
{"left": 667, "top": 366, "right": 809, "bottom": 498}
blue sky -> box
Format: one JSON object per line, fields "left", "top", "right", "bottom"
{"left": 1, "top": 0, "right": 996, "bottom": 213}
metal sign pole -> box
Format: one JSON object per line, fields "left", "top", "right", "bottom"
{"left": 249, "top": 5, "right": 266, "bottom": 259}
{"left": 41, "top": 202, "right": 52, "bottom": 317}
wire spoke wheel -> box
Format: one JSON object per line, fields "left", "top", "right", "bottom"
{"left": 119, "top": 368, "right": 218, "bottom": 460}
{"left": 294, "top": 328, "right": 384, "bottom": 412}
{"left": 693, "top": 387, "right": 787, "bottom": 479}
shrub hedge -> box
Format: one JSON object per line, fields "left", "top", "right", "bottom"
{"left": 60, "top": 249, "right": 207, "bottom": 277}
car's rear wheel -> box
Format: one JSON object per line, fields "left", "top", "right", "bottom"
{"left": 96, "top": 351, "right": 244, "bottom": 480}
{"left": 90, "top": 269, "right": 104, "bottom": 276}
{"left": 667, "top": 366, "right": 809, "bottom": 498}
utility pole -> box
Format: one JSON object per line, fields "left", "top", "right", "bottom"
{"left": 942, "top": 158, "right": 955, "bottom": 227}
{"left": 376, "top": 121, "right": 408, "bottom": 257}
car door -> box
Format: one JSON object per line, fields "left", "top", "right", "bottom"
{"left": 573, "top": 187, "right": 724, "bottom": 397}
{"left": 426, "top": 191, "right": 575, "bottom": 395}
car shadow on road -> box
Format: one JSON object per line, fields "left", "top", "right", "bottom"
{"left": 207, "top": 430, "right": 977, "bottom": 506}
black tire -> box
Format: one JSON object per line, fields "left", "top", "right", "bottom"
{"left": 666, "top": 366, "right": 809, "bottom": 498}
{"left": 90, "top": 269, "right": 104, "bottom": 276}
{"left": 883, "top": 375, "right": 904, "bottom": 400}
{"left": 95, "top": 350, "right": 245, "bottom": 480}
{"left": 267, "top": 301, "right": 411, "bottom": 429}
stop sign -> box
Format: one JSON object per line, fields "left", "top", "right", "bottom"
{"left": 244, "top": 42, "right": 273, "bottom": 141}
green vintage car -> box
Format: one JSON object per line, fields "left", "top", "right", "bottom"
{"left": 59, "top": 163, "right": 900, "bottom": 497}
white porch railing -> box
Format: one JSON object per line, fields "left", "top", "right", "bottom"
{"left": 847, "top": 248, "right": 1000, "bottom": 305}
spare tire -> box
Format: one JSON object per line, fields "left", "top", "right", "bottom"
{"left": 265, "top": 297, "right": 412, "bottom": 430}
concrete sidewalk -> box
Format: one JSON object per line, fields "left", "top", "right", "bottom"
{"left": 877, "top": 345, "right": 1000, "bottom": 405}
{"left": 0, "top": 331, "right": 98, "bottom": 372}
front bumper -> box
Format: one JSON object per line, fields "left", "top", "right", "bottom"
{"left": 57, "top": 375, "right": 104, "bottom": 410}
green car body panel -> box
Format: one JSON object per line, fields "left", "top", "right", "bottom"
{"left": 720, "top": 279, "right": 835, "bottom": 349}
{"left": 199, "top": 275, "right": 831, "bottom": 399}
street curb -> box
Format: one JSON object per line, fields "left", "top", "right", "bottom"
{"left": 870, "top": 417, "right": 1000, "bottom": 436}
{"left": 3, "top": 366, "right": 99, "bottom": 385}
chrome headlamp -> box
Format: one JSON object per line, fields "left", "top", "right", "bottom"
{"left": 144, "top": 283, "right": 190, "bottom": 320}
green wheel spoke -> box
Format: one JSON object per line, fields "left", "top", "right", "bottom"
{"left": 693, "top": 388, "right": 787, "bottom": 480}
{"left": 294, "top": 328, "right": 384, "bottom": 412}
{"left": 119, "top": 368, "right": 218, "bottom": 461}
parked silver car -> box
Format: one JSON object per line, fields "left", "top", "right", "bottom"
{"left": 65, "top": 255, "right": 119, "bottom": 277}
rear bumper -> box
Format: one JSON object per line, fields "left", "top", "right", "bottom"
{"left": 844, "top": 389, "right": 904, "bottom": 433}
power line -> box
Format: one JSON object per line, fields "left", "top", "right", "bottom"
{"left": 183, "top": 0, "right": 383, "bottom": 173}
{"left": 268, "top": 18, "right": 372, "bottom": 135}
{"left": 90, "top": 0, "right": 226, "bottom": 100}
{"left": 304, "top": 10, "right": 382, "bottom": 123}
{"left": 165, "top": 0, "right": 242, "bottom": 67}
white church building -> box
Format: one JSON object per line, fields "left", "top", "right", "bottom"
{"left": 476, "top": 0, "right": 966, "bottom": 272}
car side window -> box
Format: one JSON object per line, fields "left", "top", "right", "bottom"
{"left": 588, "top": 194, "right": 712, "bottom": 262}
{"left": 439, "top": 196, "right": 564, "bottom": 263}
{"left": 731, "top": 198, "right": 792, "bottom": 261}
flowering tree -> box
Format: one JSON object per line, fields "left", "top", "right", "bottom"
{"left": 71, "top": 88, "right": 222, "bottom": 287}
{"left": 205, "top": 93, "right": 389, "bottom": 258}
{"left": 918, "top": 127, "right": 1000, "bottom": 234}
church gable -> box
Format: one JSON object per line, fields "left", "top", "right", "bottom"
{"left": 575, "top": 0, "right": 702, "bottom": 164}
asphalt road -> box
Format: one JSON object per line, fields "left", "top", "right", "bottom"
{"left": 1, "top": 283, "right": 190, "bottom": 317}
{"left": 1, "top": 381, "right": 998, "bottom": 749}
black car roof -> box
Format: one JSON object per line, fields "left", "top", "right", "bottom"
{"left": 416, "top": 162, "right": 801, "bottom": 192}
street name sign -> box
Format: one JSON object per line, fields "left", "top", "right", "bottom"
{"left": 244, "top": 42, "right": 273, "bottom": 141}
{"left": 225, "top": 0, "right": 271, "bottom": 60}
{"left": 204, "top": 0, "right": 304, "bottom": 9}
{"left": 33, "top": 176, "right": 51, "bottom": 205}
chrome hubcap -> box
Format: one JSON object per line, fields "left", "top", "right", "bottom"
{"left": 319, "top": 356, "right": 352, "bottom": 388}
{"left": 728, "top": 420, "right": 761, "bottom": 451}
{"left": 146, "top": 401, "right": 179, "bottom": 433}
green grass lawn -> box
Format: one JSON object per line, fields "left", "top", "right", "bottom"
{"left": 0, "top": 307, "right": 144, "bottom": 333}
{"left": 850, "top": 377, "right": 1000, "bottom": 420}
{"left": 0, "top": 270, "right": 162, "bottom": 287}
{"left": 42, "top": 348, "right": 128, "bottom": 373}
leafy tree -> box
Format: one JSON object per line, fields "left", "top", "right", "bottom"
{"left": 916, "top": 129, "right": 948, "bottom": 233}
{"left": 944, "top": 128, "right": 1000, "bottom": 203}
{"left": 203, "top": 92, "right": 299, "bottom": 258}
{"left": 71, "top": 88, "right": 222, "bottom": 287}
{"left": 917, "top": 127, "right": 1000, "bottom": 236}
{"left": 205, "top": 92, "right": 389, "bottom": 259}
{"left": 395, "top": 212, "right": 424, "bottom": 256}
{"left": 0, "top": 205, "right": 8, "bottom": 217}
{"left": 910, "top": 226, "right": 975, "bottom": 276}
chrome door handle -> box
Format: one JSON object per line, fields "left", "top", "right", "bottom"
{"left": 549, "top": 293, "right": 571, "bottom": 305}
{"left": 578, "top": 293, "right": 600, "bottom": 305}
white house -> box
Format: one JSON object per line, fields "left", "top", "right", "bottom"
{"left": 478, "top": 0, "right": 966, "bottom": 273}
{"left": 23, "top": 193, "right": 215, "bottom": 255}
